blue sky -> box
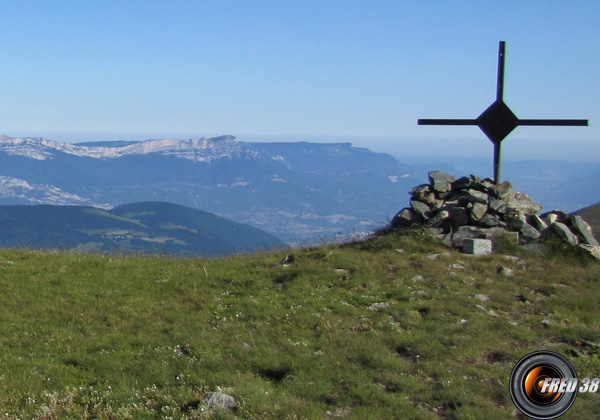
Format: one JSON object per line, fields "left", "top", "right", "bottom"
{"left": 0, "top": 1, "right": 598, "bottom": 160}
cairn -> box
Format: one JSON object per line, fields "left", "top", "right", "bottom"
{"left": 392, "top": 171, "right": 599, "bottom": 259}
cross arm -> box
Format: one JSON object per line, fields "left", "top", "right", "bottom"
{"left": 417, "top": 119, "right": 478, "bottom": 126}
{"left": 517, "top": 119, "right": 588, "bottom": 127}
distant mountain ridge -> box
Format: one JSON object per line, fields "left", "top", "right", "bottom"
{"left": 0, "top": 135, "right": 419, "bottom": 242}
{"left": 0, "top": 201, "right": 283, "bottom": 256}
{"left": 0, "top": 135, "right": 252, "bottom": 162}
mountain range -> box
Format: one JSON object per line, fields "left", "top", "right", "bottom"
{"left": 0, "top": 135, "right": 420, "bottom": 243}
{"left": 0, "top": 134, "right": 597, "bottom": 245}
{"left": 0, "top": 201, "right": 283, "bottom": 256}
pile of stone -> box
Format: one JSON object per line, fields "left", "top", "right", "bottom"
{"left": 392, "top": 171, "right": 599, "bottom": 258}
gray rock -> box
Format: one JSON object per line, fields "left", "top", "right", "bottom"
{"left": 452, "top": 175, "right": 486, "bottom": 190}
{"left": 423, "top": 227, "right": 445, "bottom": 236}
{"left": 410, "top": 199, "right": 432, "bottom": 220}
{"left": 469, "top": 202, "right": 487, "bottom": 221}
{"left": 510, "top": 219, "right": 541, "bottom": 243}
{"left": 392, "top": 208, "right": 421, "bottom": 229}
{"left": 451, "top": 226, "right": 488, "bottom": 248}
{"left": 428, "top": 171, "right": 456, "bottom": 193}
{"left": 326, "top": 407, "right": 354, "bottom": 418}
{"left": 489, "top": 199, "right": 508, "bottom": 214}
{"left": 441, "top": 232, "right": 453, "bottom": 248}
{"left": 578, "top": 244, "right": 600, "bottom": 261}
{"left": 430, "top": 199, "right": 445, "bottom": 210}
{"left": 504, "top": 192, "right": 543, "bottom": 215}
{"left": 368, "top": 301, "right": 394, "bottom": 310}
{"left": 474, "top": 293, "right": 490, "bottom": 302}
{"left": 427, "top": 210, "right": 450, "bottom": 228}
{"left": 462, "top": 238, "right": 492, "bottom": 255}
{"left": 409, "top": 184, "right": 436, "bottom": 204}
{"left": 488, "top": 181, "right": 513, "bottom": 198}
{"left": 497, "top": 266, "right": 515, "bottom": 277}
{"left": 451, "top": 176, "right": 472, "bottom": 190}
{"left": 569, "top": 215, "right": 599, "bottom": 246}
{"left": 479, "top": 227, "right": 519, "bottom": 246}
{"left": 528, "top": 214, "right": 548, "bottom": 232}
{"left": 449, "top": 263, "right": 465, "bottom": 269}
{"left": 542, "top": 212, "right": 559, "bottom": 225}
{"left": 551, "top": 222, "right": 579, "bottom": 245}
{"left": 506, "top": 209, "right": 527, "bottom": 226}
{"left": 426, "top": 252, "right": 450, "bottom": 260}
{"left": 40, "top": 406, "right": 52, "bottom": 415}
{"left": 541, "top": 210, "right": 568, "bottom": 225}
{"left": 463, "top": 189, "right": 489, "bottom": 204}
{"left": 481, "top": 178, "right": 495, "bottom": 188}
{"left": 442, "top": 196, "right": 466, "bottom": 210}
{"left": 519, "top": 223, "right": 541, "bottom": 243}
{"left": 478, "top": 213, "right": 503, "bottom": 228}
{"left": 410, "top": 183, "right": 430, "bottom": 198}
{"left": 204, "top": 392, "right": 237, "bottom": 410}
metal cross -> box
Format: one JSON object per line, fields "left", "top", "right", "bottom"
{"left": 418, "top": 41, "right": 588, "bottom": 183}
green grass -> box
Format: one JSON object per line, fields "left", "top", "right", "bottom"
{"left": 0, "top": 231, "right": 599, "bottom": 419}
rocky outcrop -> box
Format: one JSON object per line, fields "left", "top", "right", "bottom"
{"left": 203, "top": 391, "right": 237, "bottom": 411}
{"left": 392, "top": 172, "right": 600, "bottom": 259}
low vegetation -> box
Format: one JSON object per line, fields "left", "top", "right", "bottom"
{"left": 1, "top": 230, "right": 599, "bottom": 419}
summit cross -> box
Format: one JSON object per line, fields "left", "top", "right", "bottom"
{"left": 418, "top": 41, "right": 588, "bottom": 184}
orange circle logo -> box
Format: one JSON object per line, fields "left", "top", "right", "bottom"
{"left": 509, "top": 351, "right": 578, "bottom": 419}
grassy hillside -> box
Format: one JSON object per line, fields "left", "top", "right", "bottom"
{"left": 0, "top": 232, "right": 599, "bottom": 419}
{"left": 0, "top": 202, "right": 283, "bottom": 256}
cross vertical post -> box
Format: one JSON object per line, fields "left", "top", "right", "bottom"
{"left": 417, "top": 41, "right": 588, "bottom": 184}
{"left": 494, "top": 142, "right": 501, "bottom": 185}
{"left": 496, "top": 41, "right": 505, "bottom": 102}
{"left": 493, "top": 40, "right": 506, "bottom": 183}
